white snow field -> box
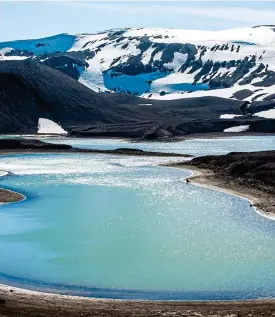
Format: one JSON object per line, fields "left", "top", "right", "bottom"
{"left": 220, "top": 114, "right": 243, "bottom": 119}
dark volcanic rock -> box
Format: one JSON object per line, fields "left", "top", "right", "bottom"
{"left": 114, "top": 148, "right": 145, "bottom": 154}
{"left": 0, "top": 139, "right": 187, "bottom": 157}
{"left": 144, "top": 127, "right": 173, "bottom": 140}
{"left": 248, "top": 100, "right": 275, "bottom": 114}
{"left": 263, "top": 93, "right": 275, "bottom": 101}
{"left": 189, "top": 150, "right": 275, "bottom": 192}
{"left": 232, "top": 89, "right": 254, "bottom": 100}
{"left": 42, "top": 55, "right": 88, "bottom": 80}
{"left": 0, "top": 139, "right": 73, "bottom": 150}
{"left": 0, "top": 60, "right": 138, "bottom": 134}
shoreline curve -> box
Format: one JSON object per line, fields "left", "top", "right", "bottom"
{"left": 0, "top": 283, "right": 275, "bottom": 317}
{"left": 164, "top": 163, "right": 275, "bottom": 221}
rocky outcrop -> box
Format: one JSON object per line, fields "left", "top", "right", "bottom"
{"left": 0, "top": 139, "right": 73, "bottom": 150}
{"left": 0, "top": 139, "right": 189, "bottom": 157}
{"left": 189, "top": 150, "right": 275, "bottom": 193}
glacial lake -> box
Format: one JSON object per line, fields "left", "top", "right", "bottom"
{"left": 0, "top": 152, "right": 274, "bottom": 300}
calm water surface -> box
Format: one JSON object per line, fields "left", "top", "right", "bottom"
{"left": 1, "top": 135, "right": 275, "bottom": 156}
{"left": 43, "top": 135, "right": 275, "bottom": 156}
{"left": 0, "top": 153, "right": 274, "bottom": 299}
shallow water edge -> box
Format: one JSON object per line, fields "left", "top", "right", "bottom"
{"left": 164, "top": 164, "right": 275, "bottom": 221}
{"left": 0, "top": 283, "right": 275, "bottom": 317}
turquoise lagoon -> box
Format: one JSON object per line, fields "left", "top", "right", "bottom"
{"left": 0, "top": 152, "right": 274, "bottom": 300}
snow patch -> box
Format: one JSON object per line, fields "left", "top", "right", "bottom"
{"left": 254, "top": 109, "right": 275, "bottom": 119}
{"left": 153, "top": 51, "right": 162, "bottom": 61}
{"left": 224, "top": 125, "right": 250, "bottom": 133}
{"left": 149, "top": 72, "right": 208, "bottom": 95}
{"left": 141, "top": 47, "right": 155, "bottom": 65}
{"left": 164, "top": 52, "right": 188, "bottom": 71}
{"left": 220, "top": 114, "right": 243, "bottom": 119}
{"left": 38, "top": 118, "right": 67, "bottom": 135}
{"left": 0, "top": 47, "right": 14, "bottom": 55}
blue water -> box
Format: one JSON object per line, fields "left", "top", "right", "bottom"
{"left": 103, "top": 71, "right": 167, "bottom": 95}
{"left": 164, "top": 83, "right": 209, "bottom": 92}
{"left": 40, "top": 135, "right": 275, "bottom": 156}
{"left": 103, "top": 72, "right": 209, "bottom": 95}
{"left": 0, "top": 153, "right": 274, "bottom": 300}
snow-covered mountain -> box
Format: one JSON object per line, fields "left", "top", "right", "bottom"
{"left": 1, "top": 25, "right": 275, "bottom": 104}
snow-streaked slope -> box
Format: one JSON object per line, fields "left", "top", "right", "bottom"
{"left": 2, "top": 26, "right": 275, "bottom": 101}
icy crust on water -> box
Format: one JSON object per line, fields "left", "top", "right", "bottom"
{"left": 0, "top": 153, "right": 274, "bottom": 300}
{"left": 0, "top": 154, "right": 185, "bottom": 178}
